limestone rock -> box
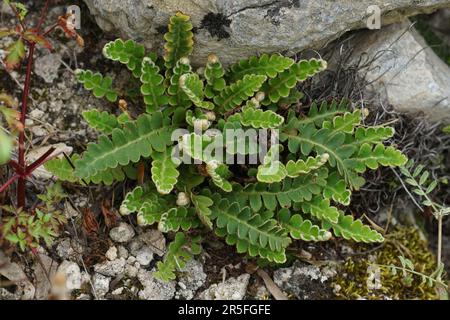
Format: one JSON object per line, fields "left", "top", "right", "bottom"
{"left": 199, "top": 274, "right": 250, "bottom": 300}
{"left": 82, "top": 0, "right": 450, "bottom": 66}
{"left": 109, "top": 222, "right": 135, "bottom": 243}
{"left": 349, "top": 21, "right": 450, "bottom": 121}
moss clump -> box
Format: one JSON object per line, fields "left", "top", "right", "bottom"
{"left": 333, "top": 226, "right": 442, "bottom": 300}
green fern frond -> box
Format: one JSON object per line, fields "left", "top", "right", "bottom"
{"left": 353, "top": 127, "right": 395, "bottom": 145}
{"left": 103, "top": 39, "right": 149, "bottom": 78}
{"left": 191, "top": 194, "right": 214, "bottom": 230}
{"left": 237, "top": 106, "right": 285, "bottom": 129}
{"left": 322, "top": 212, "right": 384, "bottom": 243}
{"left": 299, "top": 196, "right": 340, "bottom": 224}
{"left": 163, "top": 12, "right": 194, "bottom": 75}
{"left": 140, "top": 57, "right": 168, "bottom": 113}
{"left": 323, "top": 171, "right": 351, "bottom": 206}
{"left": 261, "top": 59, "right": 327, "bottom": 105}
{"left": 45, "top": 154, "right": 137, "bottom": 185}
{"left": 206, "top": 161, "right": 233, "bottom": 192}
{"left": 285, "top": 153, "right": 329, "bottom": 178}
{"left": 82, "top": 109, "right": 121, "bottom": 135}
{"left": 75, "top": 70, "right": 118, "bottom": 102}
{"left": 167, "top": 57, "right": 193, "bottom": 108}
{"left": 229, "top": 168, "right": 328, "bottom": 212}
{"left": 158, "top": 207, "right": 200, "bottom": 233}
{"left": 278, "top": 208, "right": 332, "bottom": 241}
{"left": 257, "top": 145, "right": 287, "bottom": 183}
{"left": 292, "top": 100, "right": 348, "bottom": 128}
{"left": 352, "top": 143, "right": 407, "bottom": 172}
{"left": 154, "top": 232, "right": 202, "bottom": 282}
{"left": 151, "top": 147, "right": 180, "bottom": 195}
{"left": 179, "top": 73, "right": 215, "bottom": 110}
{"left": 214, "top": 74, "right": 267, "bottom": 112}
{"left": 204, "top": 54, "right": 226, "bottom": 98}
{"left": 227, "top": 53, "right": 294, "bottom": 82}
{"left": 74, "top": 112, "right": 172, "bottom": 179}
{"left": 212, "top": 198, "right": 291, "bottom": 263}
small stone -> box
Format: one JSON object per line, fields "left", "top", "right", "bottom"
{"left": 105, "top": 246, "right": 118, "bottom": 261}
{"left": 56, "top": 238, "right": 83, "bottom": 261}
{"left": 64, "top": 201, "right": 79, "bottom": 219}
{"left": 273, "top": 261, "right": 337, "bottom": 299}
{"left": 109, "top": 223, "right": 135, "bottom": 243}
{"left": 111, "top": 287, "right": 124, "bottom": 295}
{"left": 31, "top": 126, "right": 48, "bottom": 137}
{"left": 92, "top": 274, "right": 110, "bottom": 298}
{"left": 94, "top": 258, "right": 126, "bottom": 277}
{"left": 127, "top": 256, "right": 136, "bottom": 264}
{"left": 117, "top": 246, "right": 129, "bottom": 259}
{"left": 124, "top": 264, "right": 139, "bottom": 278}
{"left": 56, "top": 261, "right": 82, "bottom": 290}
{"left": 29, "top": 109, "right": 45, "bottom": 119}
{"left": 199, "top": 274, "right": 250, "bottom": 300}
{"left": 176, "top": 259, "right": 207, "bottom": 300}
{"left": 135, "top": 247, "right": 154, "bottom": 266}
{"left": 34, "top": 53, "right": 62, "bottom": 84}
{"left": 137, "top": 269, "right": 176, "bottom": 300}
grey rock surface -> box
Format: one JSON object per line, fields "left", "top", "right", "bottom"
{"left": 56, "top": 260, "right": 83, "bottom": 290}
{"left": 94, "top": 258, "right": 126, "bottom": 277}
{"left": 82, "top": 0, "right": 450, "bottom": 66}
{"left": 109, "top": 222, "right": 135, "bottom": 243}
{"left": 175, "top": 259, "right": 207, "bottom": 300}
{"left": 198, "top": 273, "right": 250, "bottom": 300}
{"left": 137, "top": 269, "right": 176, "bottom": 300}
{"left": 348, "top": 21, "right": 450, "bottom": 121}
{"left": 273, "top": 261, "right": 336, "bottom": 299}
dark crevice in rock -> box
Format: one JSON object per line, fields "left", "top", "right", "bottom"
{"left": 200, "top": 12, "right": 231, "bottom": 39}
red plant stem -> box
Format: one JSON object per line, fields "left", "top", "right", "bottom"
{"left": 8, "top": 160, "right": 23, "bottom": 174}
{"left": 36, "top": 0, "right": 51, "bottom": 31}
{"left": 16, "top": 43, "right": 36, "bottom": 208}
{"left": 25, "top": 147, "right": 55, "bottom": 175}
{"left": 0, "top": 175, "right": 20, "bottom": 194}
{"left": 7, "top": 3, "right": 26, "bottom": 31}
{"left": 42, "top": 23, "right": 58, "bottom": 37}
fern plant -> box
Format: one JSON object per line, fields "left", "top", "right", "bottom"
{"left": 45, "top": 12, "right": 407, "bottom": 281}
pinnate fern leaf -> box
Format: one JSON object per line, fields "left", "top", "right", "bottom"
{"left": 45, "top": 154, "right": 136, "bottom": 185}
{"left": 103, "top": 39, "right": 147, "bottom": 78}
{"left": 151, "top": 147, "right": 180, "bottom": 195}
{"left": 262, "top": 59, "right": 327, "bottom": 105}
{"left": 158, "top": 207, "right": 200, "bottom": 233}
{"left": 212, "top": 198, "right": 291, "bottom": 263}
{"left": 140, "top": 57, "right": 168, "bottom": 113}
{"left": 227, "top": 53, "right": 294, "bottom": 82}
{"left": 230, "top": 168, "right": 328, "bottom": 212}
{"left": 76, "top": 70, "right": 118, "bottom": 102}
{"left": 82, "top": 109, "right": 120, "bottom": 135}
{"left": 278, "top": 208, "right": 332, "bottom": 241}
{"left": 163, "top": 12, "right": 194, "bottom": 73}
{"left": 74, "top": 112, "right": 172, "bottom": 179}
{"left": 191, "top": 194, "right": 214, "bottom": 230}
{"left": 238, "top": 107, "right": 284, "bottom": 129}
{"left": 285, "top": 153, "right": 329, "bottom": 178}
{"left": 167, "top": 58, "right": 193, "bottom": 108}
{"left": 154, "top": 232, "right": 202, "bottom": 282}
{"left": 214, "top": 74, "right": 267, "bottom": 112}
{"left": 204, "top": 54, "right": 226, "bottom": 98}
{"left": 179, "top": 73, "right": 215, "bottom": 110}
{"left": 322, "top": 212, "right": 384, "bottom": 243}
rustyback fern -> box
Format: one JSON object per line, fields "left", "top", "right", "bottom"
{"left": 46, "top": 12, "right": 408, "bottom": 280}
